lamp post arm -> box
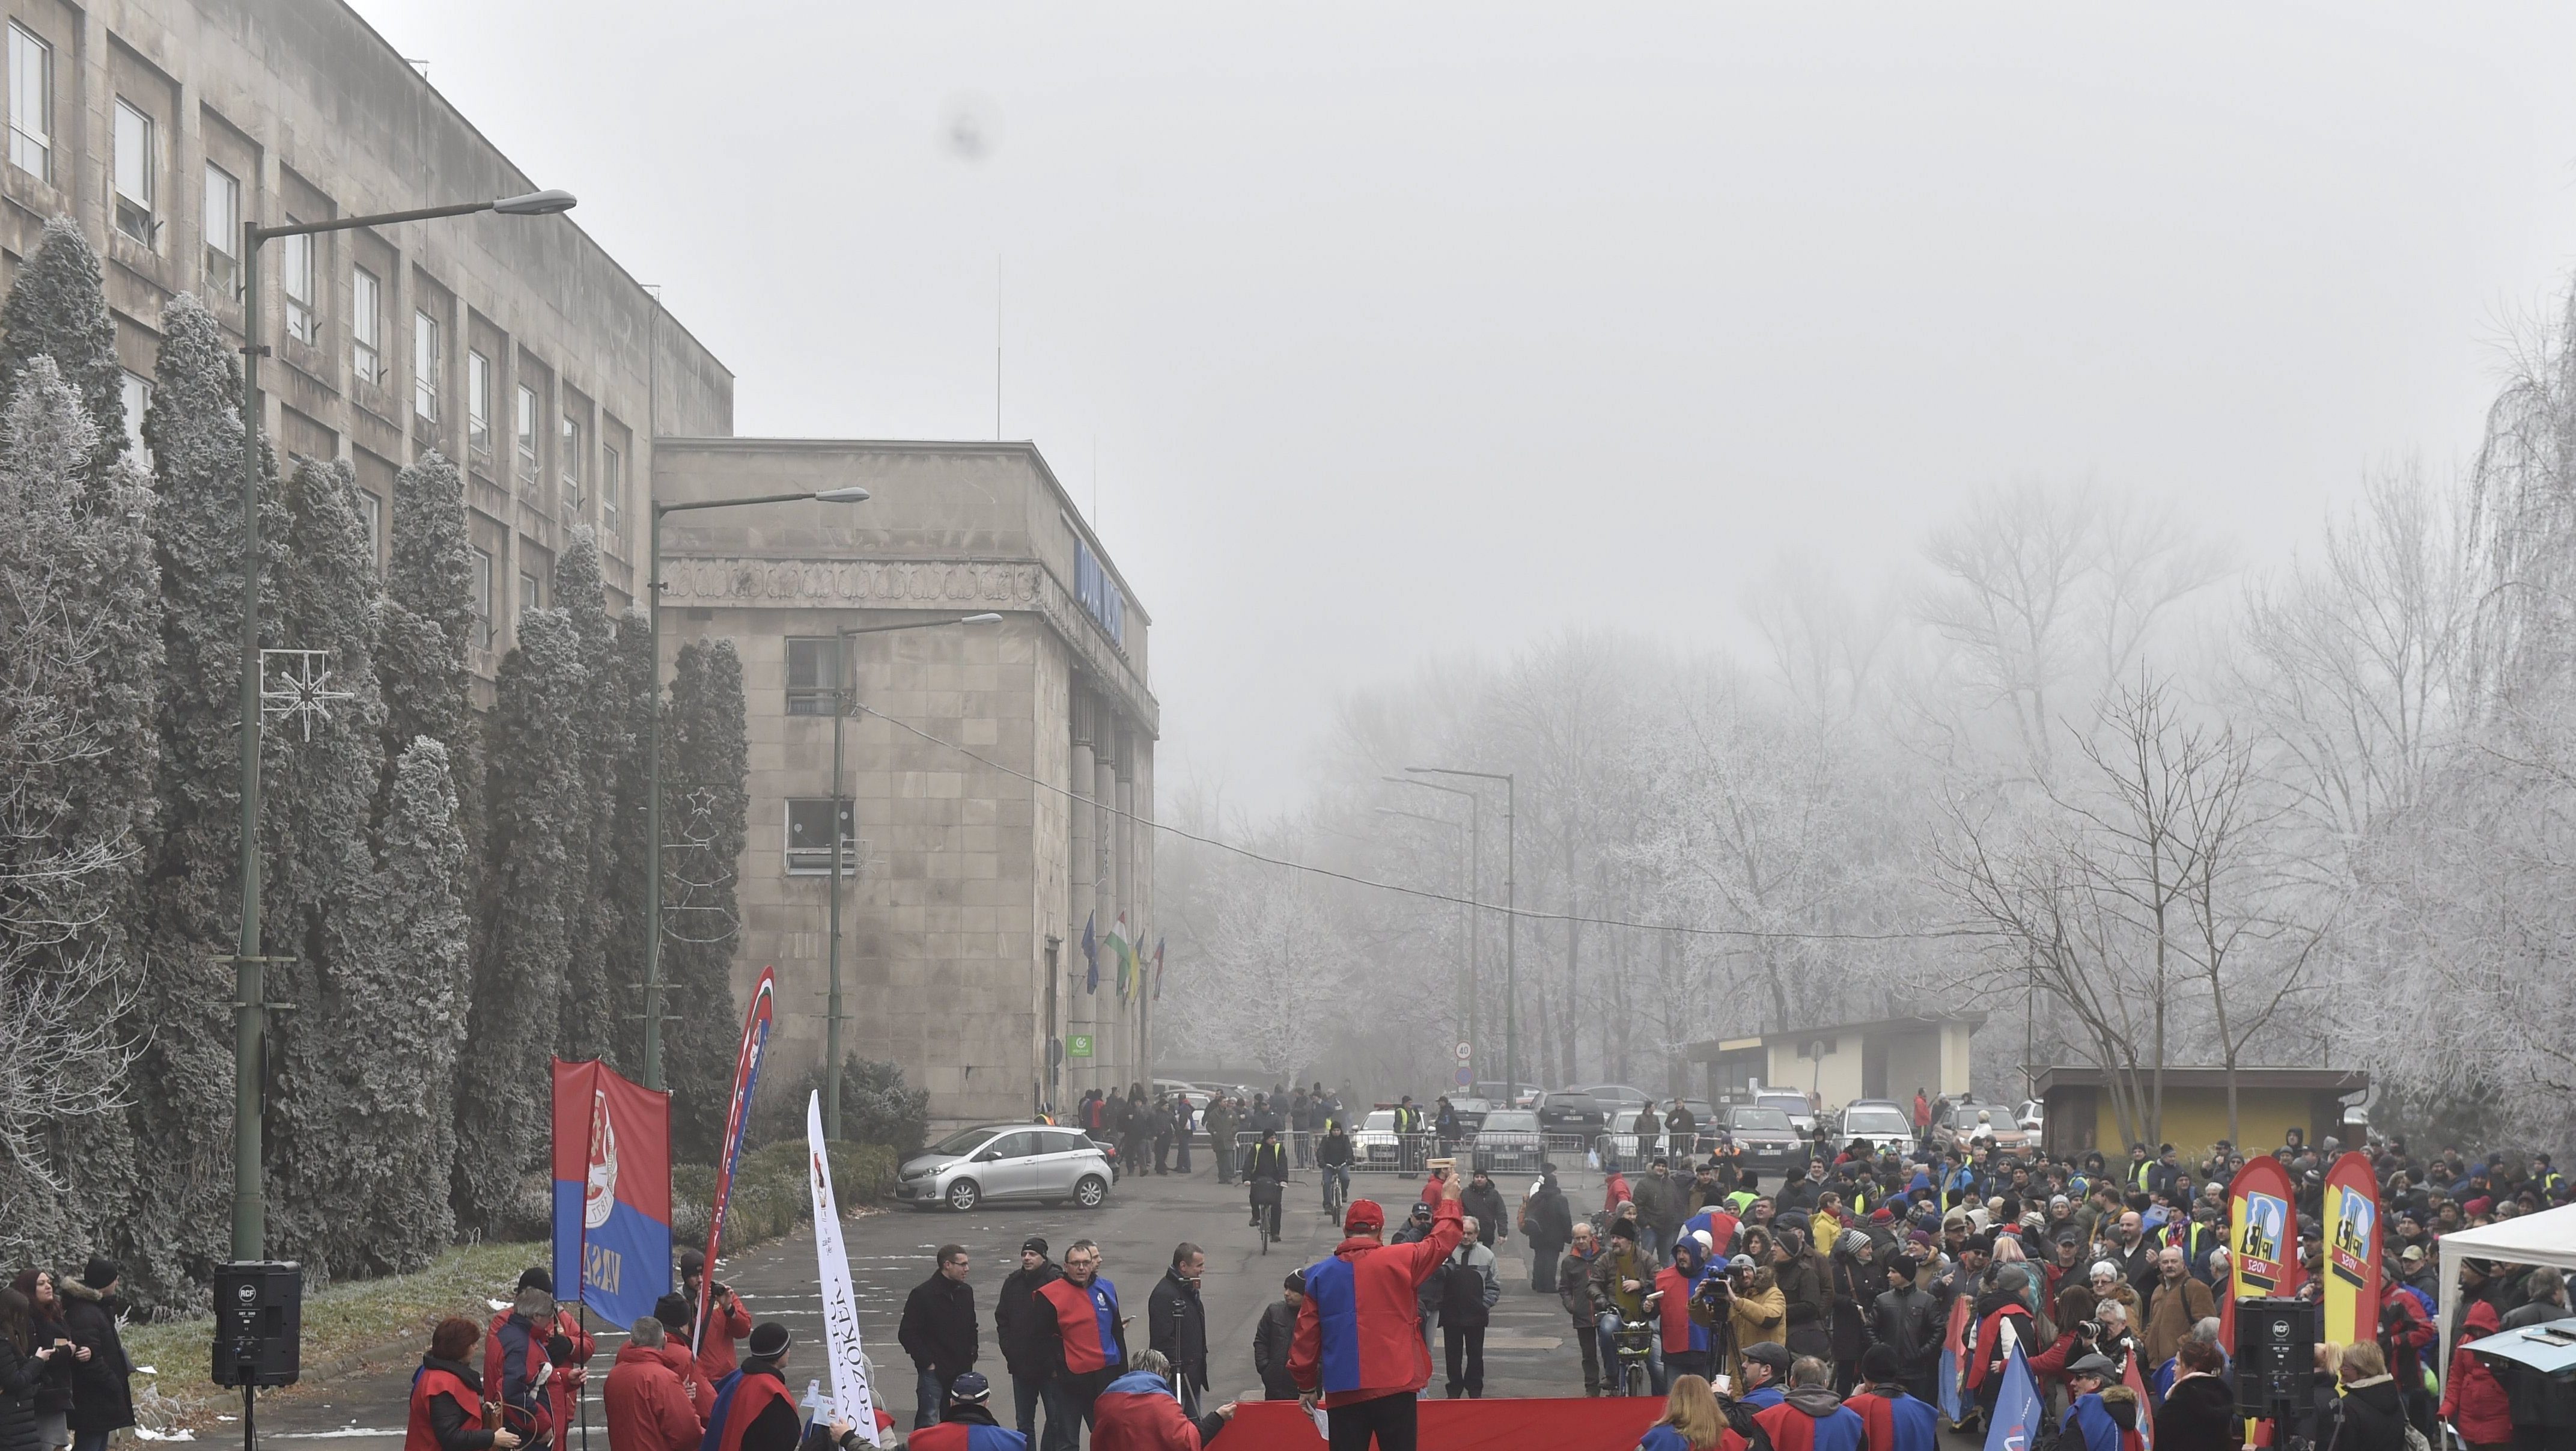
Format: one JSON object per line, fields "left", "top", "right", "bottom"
{"left": 252, "top": 200, "right": 496, "bottom": 244}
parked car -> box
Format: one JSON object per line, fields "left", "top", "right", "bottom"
{"left": 897, "top": 1123, "right": 1113, "bottom": 1212}
{"left": 1834, "top": 1099, "right": 1914, "bottom": 1155}
{"left": 1448, "top": 1096, "right": 1495, "bottom": 1134}
{"left": 1722, "top": 1105, "right": 1811, "bottom": 1178}
{"left": 1470, "top": 1109, "right": 1545, "bottom": 1172}
{"left": 1932, "top": 1097, "right": 2030, "bottom": 1155}
{"left": 1473, "top": 1080, "right": 1544, "bottom": 1108}
{"left": 1352, "top": 1108, "right": 1403, "bottom": 1170}
{"left": 1535, "top": 1090, "right": 1609, "bottom": 1140}
{"left": 1755, "top": 1090, "right": 1817, "bottom": 1140}
{"left": 2015, "top": 1099, "right": 2044, "bottom": 1134}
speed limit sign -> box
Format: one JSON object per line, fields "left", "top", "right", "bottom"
{"left": 1454, "top": 1042, "right": 1472, "bottom": 1063}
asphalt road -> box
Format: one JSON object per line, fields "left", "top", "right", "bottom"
{"left": 243, "top": 1152, "right": 1619, "bottom": 1449}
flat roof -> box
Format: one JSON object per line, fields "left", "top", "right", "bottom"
{"left": 1682, "top": 1012, "right": 1988, "bottom": 1060}
{"left": 2032, "top": 1066, "right": 2368, "bottom": 1095}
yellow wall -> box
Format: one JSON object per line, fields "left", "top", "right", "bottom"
{"left": 2087, "top": 1087, "right": 2319, "bottom": 1160}
{"left": 1762, "top": 1025, "right": 1975, "bottom": 1108}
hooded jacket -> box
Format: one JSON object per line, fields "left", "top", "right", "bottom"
{"left": 603, "top": 1342, "right": 701, "bottom": 1451}
{"left": 655, "top": 1339, "right": 714, "bottom": 1422}
{"left": 1089, "top": 1369, "right": 1222, "bottom": 1451}
{"left": 1749, "top": 1385, "right": 1866, "bottom": 1451}
{"left": 2060, "top": 1387, "right": 2146, "bottom": 1451}
{"left": 486, "top": 1301, "right": 593, "bottom": 1446}
{"left": 1290, "top": 1198, "right": 1463, "bottom": 1407}
{"left": 56, "top": 1278, "right": 132, "bottom": 1435}
{"left": 2441, "top": 1301, "right": 2512, "bottom": 1445}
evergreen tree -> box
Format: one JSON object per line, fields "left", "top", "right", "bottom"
{"left": 377, "top": 451, "right": 478, "bottom": 839}
{"left": 0, "top": 218, "right": 126, "bottom": 482}
{"left": 130, "top": 295, "right": 286, "bottom": 1298}
{"left": 602, "top": 608, "right": 657, "bottom": 1074}
{"left": 0, "top": 359, "right": 159, "bottom": 1267}
{"left": 454, "top": 609, "right": 585, "bottom": 1232}
{"left": 264, "top": 457, "right": 392, "bottom": 1277}
{"left": 552, "top": 530, "right": 618, "bottom": 1063}
{"left": 660, "top": 638, "right": 748, "bottom": 1160}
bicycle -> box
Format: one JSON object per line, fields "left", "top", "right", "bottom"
{"left": 1613, "top": 1291, "right": 1663, "bottom": 1398}
{"left": 1321, "top": 1162, "right": 1350, "bottom": 1219}
{"left": 1250, "top": 1178, "right": 1284, "bottom": 1253}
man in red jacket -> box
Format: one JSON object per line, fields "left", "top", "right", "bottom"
{"left": 604, "top": 1318, "right": 701, "bottom": 1451}
{"left": 1290, "top": 1173, "right": 1466, "bottom": 1450}
{"left": 652, "top": 1295, "right": 714, "bottom": 1422}
{"left": 683, "top": 1251, "right": 754, "bottom": 1378}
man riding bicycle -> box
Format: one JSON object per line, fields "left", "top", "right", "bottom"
{"left": 1315, "top": 1119, "right": 1354, "bottom": 1214}
{"left": 1246, "top": 1128, "right": 1290, "bottom": 1240}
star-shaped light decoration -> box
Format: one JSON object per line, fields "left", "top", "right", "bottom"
{"left": 260, "top": 649, "right": 355, "bottom": 741}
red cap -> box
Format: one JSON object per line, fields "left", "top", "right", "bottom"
{"left": 1344, "top": 1199, "right": 1385, "bottom": 1233}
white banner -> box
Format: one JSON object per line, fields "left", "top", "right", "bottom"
{"left": 807, "top": 1092, "right": 881, "bottom": 1445}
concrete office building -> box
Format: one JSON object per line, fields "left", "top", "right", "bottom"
{"left": 2, "top": 0, "right": 1162, "bottom": 1119}
{"left": 655, "top": 440, "right": 1160, "bottom": 1125}
{"left": 0, "top": 0, "right": 729, "bottom": 682}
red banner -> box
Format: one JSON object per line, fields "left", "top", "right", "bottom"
{"left": 1220, "top": 1397, "right": 1661, "bottom": 1450}
{"left": 2220, "top": 1155, "right": 2303, "bottom": 1350}
{"left": 549, "top": 1058, "right": 672, "bottom": 1328}
{"left": 2322, "top": 1152, "right": 2384, "bottom": 1346}
{"left": 694, "top": 967, "right": 775, "bottom": 1355}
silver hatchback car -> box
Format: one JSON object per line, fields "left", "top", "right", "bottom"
{"left": 895, "top": 1123, "right": 1115, "bottom": 1212}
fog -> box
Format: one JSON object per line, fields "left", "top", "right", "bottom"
{"left": 353, "top": 1, "right": 2576, "bottom": 1134}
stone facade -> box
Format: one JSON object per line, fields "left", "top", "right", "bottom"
{"left": 654, "top": 440, "right": 1159, "bottom": 1125}
{"left": 0, "top": 0, "right": 731, "bottom": 691}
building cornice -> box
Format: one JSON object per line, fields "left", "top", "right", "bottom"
{"left": 660, "top": 552, "right": 1160, "bottom": 736}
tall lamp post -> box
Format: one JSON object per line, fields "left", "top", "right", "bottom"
{"left": 1405, "top": 766, "right": 1515, "bottom": 1101}
{"left": 1383, "top": 775, "right": 1481, "bottom": 1079}
{"left": 642, "top": 486, "right": 874, "bottom": 1092}
{"left": 821, "top": 612, "right": 1002, "bottom": 1139}
{"left": 230, "top": 188, "right": 577, "bottom": 1263}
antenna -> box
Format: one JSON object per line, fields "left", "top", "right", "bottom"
{"left": 994, "top": 254, "right": 1003, "bottom": 442}
{"left": 1092, "top": 433, "right": 1099, "bottom": 525}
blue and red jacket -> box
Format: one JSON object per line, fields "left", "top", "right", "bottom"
{"left": 1850, "top": 1386, "right": 1938, "bottom": 1451}
{"left": 1655, "top": 1262, "right": 1713, "bottom": 1355}
{"left": 698, "top": 1367, "right": 791, "bottom": 1451}
{"left": 1751, "top": 1389, "right": 1867, "bottom": 1451}
{"left": 1090, "top": 1369, "right": 1214, "bottom": 1450}
{"left": 1035, "top": 1274, "right": 1124, "bottom": 1377}
{"left": 1290, "top": 1199, "right": 1464, "bottom": 1407}
{"left": 904, "top": 1409, "right": 1025, "bottom": 1451}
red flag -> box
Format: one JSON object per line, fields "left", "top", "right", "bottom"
{"left": 693, "top": 968, "right": 776, "bottom": 1354}
{"left": 550, "top": 1058, "right": 672, "bottom": 1328}
{"left": 2123, "top": 1348, "right": 2157, "bottom": 1450}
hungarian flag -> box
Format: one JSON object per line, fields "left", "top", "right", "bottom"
{"left": 2122, "top": 1350, "right": 2157, "bottom": 1451}
{"left": 1938, "top": 1292, "right": 1970, "bottom": 1424}
{"left": 1081, "top": 911, "right": 1098, "bottom": 995}
{"left": 1107, "top": 913, "right": 1133, "bottom": 1001}
{"left": 1151, "top": 936, "right": 1165, "bottom": 1000}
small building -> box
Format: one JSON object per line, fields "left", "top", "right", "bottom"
{"left": 1683, "top": 1014, "right": 1984, "bottom": 1108}
{"left": 2033, "top": 1066, "right": 2369, "bottom": 1161}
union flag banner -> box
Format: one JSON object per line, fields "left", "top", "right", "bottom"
{"left": 550, "top": 1058, "right": 672, "bottom": 1328}
{"left": 2322, "top": 1153, "right": 2384, "bottom": 1346}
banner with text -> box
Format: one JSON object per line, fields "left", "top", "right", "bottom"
{"left": 806, "top": 1092, "right": 880, "bottom": 1444}
{"left": 2322, "top": 1153, "right": 2385, "bottom": 1347}
{"left": 2221, "top": 1155, "right": 2303, "bottom": 1349}
{"left": 549, "top": 1057, "right": 672, "bottom": 1329}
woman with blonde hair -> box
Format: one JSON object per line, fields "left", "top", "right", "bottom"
{"left": 1636, "top": 1374, "right": 1722, "bottom": 1451}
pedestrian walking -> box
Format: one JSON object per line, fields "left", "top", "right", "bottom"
{"left": 1291, "top": 1089, "right": 1313, "bottom": 1170}
{"left": 1523, "top": 1170, "right": 1574, "bottom": 1294}
{"left": 1558, "top": 1224, "right": 1606, "bottom": 1396}
{"left": 993, "top": 1239, "right": 1061, "bottom": 1447}
{"left": 1145, "top": 1247, "right": 1208, "bottom": 1418}
{"left": 898, "top": 1246, "right": 980, "bottom": 1431}
{"left": 404, "top": 1318, "right": 519, "bottom": 1451}
{"left": 1460, "top": 1170, "right": 1508, "bottom": 1253}
{"left": 603, "top": 1318, "right": 702, "bottom": 1451}
{"left": 1439, "top": 1220, "right": 1499, "bottom": 1399}
{"left": 58, "top": 1260, "right": 130, "bottom": 1451}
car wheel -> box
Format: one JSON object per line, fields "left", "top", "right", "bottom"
{"left": 1075, "top": 1175, "right": 1108, "bottom": 1209}
{"left": 946, "top": 1179, "right": 981, "bottom": 1212}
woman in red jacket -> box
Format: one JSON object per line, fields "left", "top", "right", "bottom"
{"left": 2440, "top": 1300, "right": 2513, "bottom": 1451}
{"left": 407, "top": 1318, "right": 523, "bottom": 1451}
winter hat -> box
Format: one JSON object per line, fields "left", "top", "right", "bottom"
{"left": 1892, "top": 1253, "right": 1923, "bottom": 1278}
{"left": 1283, "top": 1270, "right": 1306, "bottom": 1294}
{"left": 1343, "top": 1200, "right": 1385, "bottom": 1233}
{"left": 746, "top": 1322, "right": 791, "bottom": 1358}
{"left": 948, "top": 1371, "right": 990, "bottom": 1402}
{"left": 680, "top": 1249, "right": 708, "bottom": 1275}
{"left": 1022, "top": 1237, "right": 1049, "bottom": 1256}
{"left": 1869, "top": 1206, "right": 1895, "bottom": 1224}
{"left": 654, "top": 1294, "right": 691, "bottom": 1330}
{"left": 517, "top": 1267, "right": 553, "bottom": 1295}
{"left": 80, "top": 1257, "right": 117, "bottom": 1292}
{"left": 1861, "top": 1345, "right": 1902, "bottom": 1384}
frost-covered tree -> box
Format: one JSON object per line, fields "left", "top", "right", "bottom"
{"left": 0, "top": 218, "right": 125, "bottom": 482}
{"left": 130, "top": 295, "right": 286, "bottom": 1297}
{"left": 602, "top": 608, "right": 657, "bottom": 1075}
{"left": 377, "top": 451, "right": 478, "bottom": 839}
{"left": 455, "top": 609, "right": 585, "bottom": 1232}
{"left": 552, "top": 530, "right": 620, "bottom": 1063}
{"left": 264, "top": 457, "right": 395, "bottom": 1276}
{"left": 0, "top": 359, "right": 153, "bottom": 1268}
{"left": 661, "top": 638, "right": 748, "bottom": 1160}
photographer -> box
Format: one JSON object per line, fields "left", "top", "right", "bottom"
{"left": 681, "top": 1251, "right": 750, "bottom": 1378}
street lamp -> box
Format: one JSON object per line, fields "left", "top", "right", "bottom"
{"left": 641, "top": 487, "right": 874, "bottom": 1093}
{"left": 230, "top": 188, "right": 577, "bottom": 1262}
{"left": 1381, "top": 778, "right": 1481, "bottom": 1084}
{"left": 820, "top": 612, "right": 1001, "bottom": 1140}
{"left": 1406, "top": 766, "right": 1517, "bottom": 1100}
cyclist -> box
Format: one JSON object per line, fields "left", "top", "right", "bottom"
{"left": 1246, "top": 1128, "right": 1290, "bottom": 1242}
{"left": 1316, "top": 1118, "right": 1354, "bottom": 1215}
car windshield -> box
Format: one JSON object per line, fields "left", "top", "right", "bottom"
{"left": 1451, "top": 1098, "right": 1493, "bottom": 1114}
{"left": 1730, "top": 1108, "right": 1794, "bottom": 1132}
{"left": 927, "top": 1124, "right": 1009, "bottom": 1156}
{"left": 1482, "top": 1111, "right": 1538, "bottom": 1132}
{"left": 1363, "top": 1110, "right": 1396, "bottom": 1131}
{"left": 1947, "top": 1105, "right": 2003, "bottom": 1129}
{"left": 1844, "top": 1108, "right": 1910, "bottom": 1134}
{"left": 1756, "top": 1095, "right": 1807, "bottom": 1114}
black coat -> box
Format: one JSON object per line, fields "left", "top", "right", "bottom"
{"left": 0, "top": 1339, "right": 53, "bottom": 1451}
{"left": 1870, "top": 1286, "right": 1941, "bottom": 1375}
{"left": 992, "top": 1262, "right": 1062, "bottom": 1379}
{"left": 22, "top": 1314, "right": 68, "bottom": 1417}
{"left": 1524, "top": 1185, "right": 1574, "bottom": 1245}
{"left": 896, "top": 1274, "right": 979, "bottom": 1379}
{"left": 2327, "top": 1376, "right": 2408, "bottom": 1451}
{"left": 1252, "top": 1302, "right": 1299, "bottom": 1399}
{"left": 57, "top": 1280, "right": 132, "bottom": 1434}
{"left": 1145, "top": 1269, "right": 1207, "bottom": 1376}
{"left": 2153, "top": 1374, "right": 2245, "bottom": 1451}
{"left": 1460, "top": 1182, "right": 1508, "bottom": 1245}
{"left": 1775, "top": 1254, "right": 1833, "bottom": 1361}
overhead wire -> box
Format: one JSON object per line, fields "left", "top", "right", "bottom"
{"left": 850, "top": 704, "right": 1981, "bottom": 948}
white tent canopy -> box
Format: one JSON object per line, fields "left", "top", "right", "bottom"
{"left": 2438, "top": 1200, "right": 2576, "bottom": 1364}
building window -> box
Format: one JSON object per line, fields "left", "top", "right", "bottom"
{"left": 120, "top": 371, "right": 150, "bottom": 466}
{"left": 467, "top": 350, "right": 492, "bottom": 450}
{"left": 7, "top": 25, "right": 49, "bottom": 181}
{"left": 413, "top": 311, "right": 439, "bottom": 423}
{"left": 112, "top": 100, "right": 154, "bottom": 245}
{"left": 281, "top": 233, "right": 317, "bottom": 344}
{"left": 515, "top": 383, "right": 538, "bottom": 472}
{"left": 356, "top": 490, "right": 382, "bottom": 564}
{"left": 517, "top": 570, "right": 540, "bottom": 620}
{"left": 601, "top": 444, "right": 622, "bottom": 536}
{"left": 353, "top": 269, "right": 382, "bottom": 384}
{"left": 470, "top": 546, "right": 494, "bottom": 647}
{"left": 785, "top": 798, "right": 856, "bottom": 876}
{"left": 785, "top": 637, "right": 841, "bottom": 716}
{"left": 203, "top": 164, "right": 240, "bottom": 299}
{"left": 560, "top": 414, "right": 582, "bottom": 512}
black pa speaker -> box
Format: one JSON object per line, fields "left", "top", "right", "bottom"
{"left": 212, "top": 1261, "right": 302, "bottom": 1388}
{"left": 2233, "top": 1295, "right": 2316, "bottom": 1415}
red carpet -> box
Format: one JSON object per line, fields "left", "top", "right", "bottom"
{"left": 1222, "top": 1396, "right": 1663, "bottom": 1449}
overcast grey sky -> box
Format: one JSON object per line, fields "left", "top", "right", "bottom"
{"left": 355, "top": 1, "right": 2576, "bottom": 807}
